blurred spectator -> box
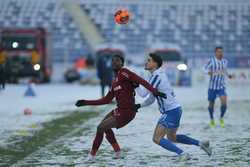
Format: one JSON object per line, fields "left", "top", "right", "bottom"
{"left": 64, "top": 68, "right": 80, "bottom": 83}
{"left": 74, "top": 57, "right": 87, "bottom": 70}
{"left": 96, "top": 55, "right": 113, "bottom": 97}
{"left": 64, "top": 56, "right": 99, "bottom": 84}
{"left": 0, "top": 50, "right": 6, "bottom": 89}
{"left": 31, "top": 50, "right": 40, "bottom": 65}
{"left": 86, "top": 55, "right": 95, "bottom": 67}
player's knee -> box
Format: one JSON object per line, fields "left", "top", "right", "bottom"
{"left": 209, "top": 101, "right": 214, "bottom": 106}
{"left": 167, "top": 135, "right": 176, "bottom": 142}
{"left": 97, "top": 124, "right": 104, "bottom": 133}
{"left": 221, "top": 104, "right": 227, "bottom": 108}
{"left": 208, "top": 106, "right": 214, "bottom": 111}
{"left": 152, "top": 136, "right": 161, "bottom": 144}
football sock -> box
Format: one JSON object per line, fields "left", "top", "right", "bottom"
{"left": 159, "top": 138, "right": 183, "bottom": 155}
{"left": 176, "top": 134, "right": 199, "bottom": 146}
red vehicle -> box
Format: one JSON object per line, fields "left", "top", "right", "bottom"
{"left": 0, "top": 28, "right": 52, "bottom": 83}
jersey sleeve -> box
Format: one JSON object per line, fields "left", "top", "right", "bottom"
{"left": 136, "top": 85, "right": 149, "bottom": 97}
{"left": 223, "top": 59, "right": 229, "bottom": 76}
{"left": 224, "top": 59, "right": 232, "bottom": 78}
{"left": 118, "top": 68, "right": 157, "bottom": 94}
{"left": 84, "top": 89, "right": 114, "bottom": 105}
{"left": 140, "top": 93, "right": 156, "bottom": 107}
{"left": 203, "top": 59, "right": 212, "bottom": 74}
{"left": 149, "top": 74, "right": 161, "bottom": 88}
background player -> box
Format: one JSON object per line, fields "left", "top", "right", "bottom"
{"left": 96, "top": 54, "right": 113, "bottom": 97}
{"left": 75, "top": 54, "right": 166, "bottom": 160}
{"left": 203, "top": 46, "right": 233, "bottom": 128}
{"left": 135, "top": 53, "right": 212, "bottom": 159}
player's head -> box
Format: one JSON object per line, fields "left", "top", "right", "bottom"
{"left": 112, "top": 54, "right": 124, "bottom": 71}
{"left": 215, "top": 46, "right": 223, "bottom": 59}
{"left": 145, "top": 53, "right": 162, "bottom": 72}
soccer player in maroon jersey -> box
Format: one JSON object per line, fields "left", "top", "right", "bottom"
{"left": 75, "top": 54, "right": 166, "bottom": 160}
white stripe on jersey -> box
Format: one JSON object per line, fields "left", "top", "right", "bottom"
{"left": 204, "top": 57, "right": 228, "bottom": 90}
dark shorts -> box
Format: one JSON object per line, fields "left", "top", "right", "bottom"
{"left": 112, "top": 108, "right": 136, "bottom": 129}
{"left": 208, "top": 88, "right": 227, "bottom": 102}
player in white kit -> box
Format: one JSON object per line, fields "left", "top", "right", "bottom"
{"left": 203, "top": 47, "right": 232, "bottom": 128}
{"left": 135, "top": 53, "right": 212, "bottom": 159}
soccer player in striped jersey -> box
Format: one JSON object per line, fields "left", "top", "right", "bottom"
{"left": 203, "top": 47, "right": 232, "bottom": 128}
{"left": 135, "top": 53, "right": 212, "bottom": 159}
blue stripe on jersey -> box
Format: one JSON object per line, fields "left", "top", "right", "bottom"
{"left": 155, "top": 80, "right": 165, "bottom": 112}
{"left": 212, "top": 58, "right": 217, "bottom": 89}
{"left": 155, "top": 97, "right": 162, "bottom": 113}
{"left": 209, "top": 58, "right": 227, "bottom": 90}
{"left": 216, "top": 61, "right": 223, "bottom": 89}
{"left": 205, "top": 60, "right": 212, "bottom": 71}
{"left": 214, "top": 60, "right": 220, "bottom": 89}
{"left": 153, "top": 79, "right": 161, "bottom": 88}
{"left": 156, "top": 96, "right": 164, "bottom": 114}
{"left": 219, "top": 59, "right": 224, "bottom": 89}
{"left": 159, "top": 97, "right": 165, "bottom": 112}
{"left": 211, "top": 58, "right": 217, "bottom": 89}
{"left": 150, "top": 75, "right": 159, "bottom": 87}
{"left": 149, "top": 75, "right": 154, "bottom": 82}
{"left": 155, "top": 80, "right": 161, "bottom": 88}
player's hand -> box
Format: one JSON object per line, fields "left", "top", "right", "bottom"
{"left": 133, "top": 104, "right": 141, "bottom": 113}
{"left": 208, "top": 71, "right": 213, "bottom": 76}
{"left": 75, "top": 100, "right": 87, "bottom": 107}
{"left": 132, "top": 82, "right": 139, "bottom": 88}
{"left": 154, "top": 90, "right": 167, "bottom": 99}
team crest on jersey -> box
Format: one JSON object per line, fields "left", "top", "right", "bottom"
{"left": 114, "top": 85, "right": 122, "bottom": 91}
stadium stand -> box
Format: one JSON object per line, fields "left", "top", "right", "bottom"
{"left": 0, "top": 0, "right": 249, "bottom": 64}
{"left": 80, "top": 0, "right": 250, "bottom": 59}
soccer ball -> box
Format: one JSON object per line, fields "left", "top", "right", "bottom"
{"left": 114, "top": 9, "right": 130, "bottom": 24}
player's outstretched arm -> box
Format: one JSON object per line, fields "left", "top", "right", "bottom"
{"left": 75, "top": 90, "right": 114, "bottom": 107}
{"left": 134, "top": 94, "right": 156, "bottom": 112}
{"left": 75, "top": 100, "right": 87, "bottom": 107}
{"left": 136, "top": 85, "right": 149, "bottom": 98}
{"left": 119, "top": 68, "right": 166, "bottom": 98}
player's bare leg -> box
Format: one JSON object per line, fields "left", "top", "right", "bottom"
{"left": 153, "top": 124, "right": 167, "bottom": 144}
{"left": 89, "top": 112, "right": 120, "bottom": 159}
{"left": 166, "top": 128, "right": 178, "bottom": 142}
{"left": 100, "top": 111, "right": 121, "bottom": 154}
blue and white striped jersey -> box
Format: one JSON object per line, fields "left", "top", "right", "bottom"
{"left": 136, "top": 68, "right": 181, "bottom": 113}
{"left": 203, "top": 57, "right": 229, "bottom": 90}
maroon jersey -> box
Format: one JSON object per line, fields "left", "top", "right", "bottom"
{"left": 84, "top": 68, "right": 157, "bottom": 110}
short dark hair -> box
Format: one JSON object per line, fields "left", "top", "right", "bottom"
{"left": 215, "top": 46, "right": 223, "bottom": 52}
{"left": 113, "top": 54, "right": 124, "bottom": 64}
{"left": 149, "top": 53, "right": 162, "bottom": 68}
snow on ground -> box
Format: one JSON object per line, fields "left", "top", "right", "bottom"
{"left": 0, "top": 83, "right": 250, "bottom": 166}
{"left": 0, "top": 83, "right": 101, "bottom": 144}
